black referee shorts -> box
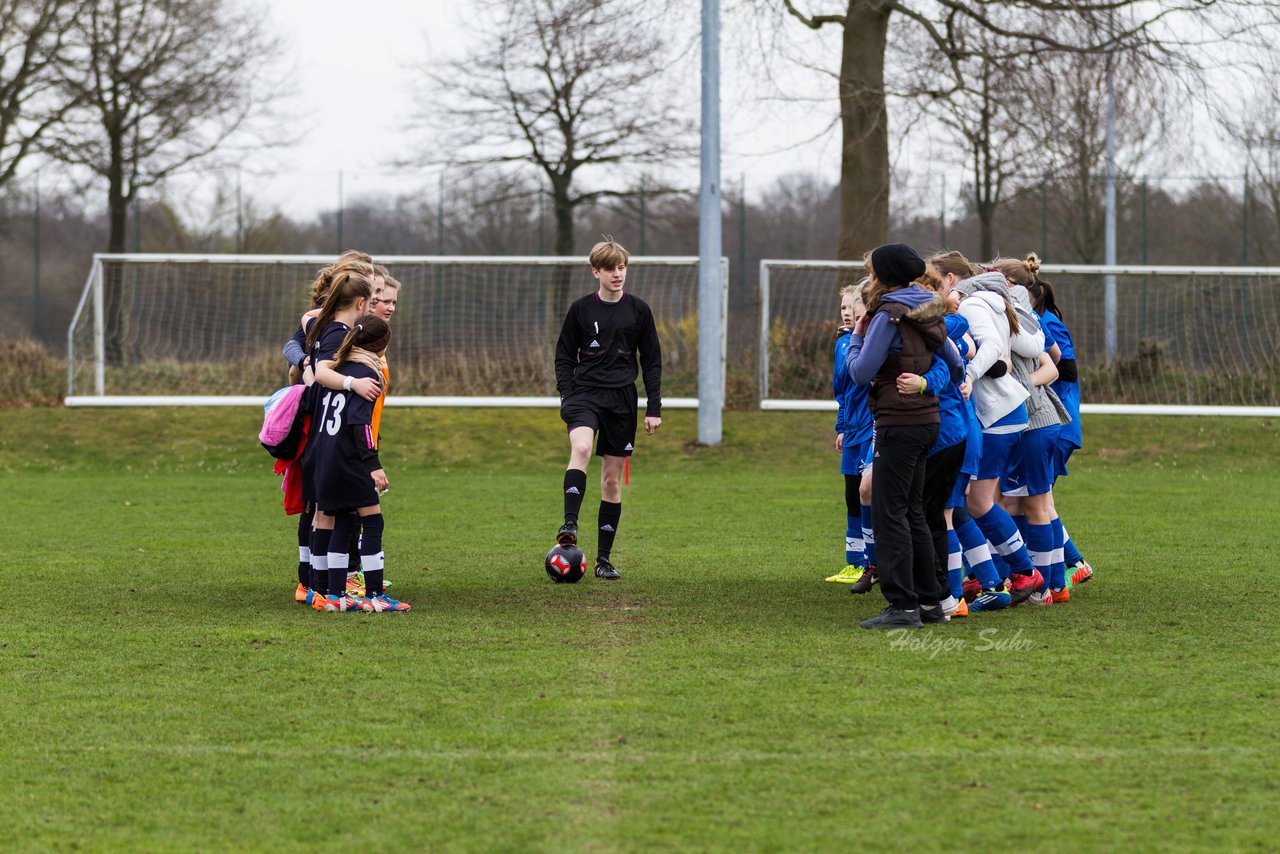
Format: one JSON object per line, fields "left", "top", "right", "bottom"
{"left": 560, "top": 385, "right": 638, "bottom": 457}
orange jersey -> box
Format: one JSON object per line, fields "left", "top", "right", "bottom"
{"left": 369, "top": 354, "right": 390, "bottom": 449}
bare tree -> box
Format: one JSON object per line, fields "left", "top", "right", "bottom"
{"left": 416, "top": 0, "right": 694, "bottom": 301}
{"left": 747, "top": 0, "right": 1252, "bottom": 261}
{"left": 47, "top": 0, "right": 281, "bottom": 361}
{"left": 1017, "top": 45, "right": 1171, "bottom": 263}
{"left": 0, "top": 0, "right": 84, "bottom": 191}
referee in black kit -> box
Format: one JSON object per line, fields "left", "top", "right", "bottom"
{"left": 553, "top": 236, "right": 663, "bottom": 580}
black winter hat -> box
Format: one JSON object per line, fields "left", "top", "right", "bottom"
{"left": 870, "top": 243, "right": 926, "bottom": 288}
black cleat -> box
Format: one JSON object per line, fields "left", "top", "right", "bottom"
{"left": 859, "top": 607, "right": 924, "bottom": 630}
{"left": 556, "top": 520, "right": 578, "bottom": 546}
{"left": 849, "top": 566, "right": 878, "bottom": 595}
{"left": 594, "top": 558, "right": 620, "bottom": 580}
{"left": 918, "top": 604, "right": 950, "bottom": 624}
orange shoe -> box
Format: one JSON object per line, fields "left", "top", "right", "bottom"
{"left": 952, "top": 597, "right": 969, "bottom": 618}
{"left": 346, "top": 575, "right": 365, "bottom": 598}
{"left": 1051, "top": 586, "right": 1070, "bottom": 603}
{"left": 295, "top": 582, "right": 308, "bottom": 603}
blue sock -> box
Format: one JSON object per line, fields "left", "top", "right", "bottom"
{"left": 1026, "top": 522, "right": 1054, "bottom": 590}
{"left": 955, "top": 516, "right": 1001, "bottom": 590}
{"left": 1012, "top": 513, "right": 1029, "bottom": 542}
{"left": 861, "top": 503, "right": 876, "bottom": 567}
{"left": 1062, "top": 523, "right": 1085, "bottom": 566}
{"left": 946, "top": 529, "right": 964, "bottom": 600}
{"left": 1050, "top": 517, "right": 1067, "bottom": 589}
{"left": 973, "top": 506, "right": 1033, "bottom": 575}
{"left": 845, "top": 515, "right": 865, "bottom": 566}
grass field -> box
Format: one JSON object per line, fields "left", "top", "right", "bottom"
{"left": 2, "top": 408, "right": 1278, "bottom": 852}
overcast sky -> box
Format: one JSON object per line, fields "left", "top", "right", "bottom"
{"left": 235, "top": 0, "right": 852, "bottom": 219}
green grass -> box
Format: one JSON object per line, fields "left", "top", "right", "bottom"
{"left": 2, "top": 408, "right": 1278, "bottom": 852}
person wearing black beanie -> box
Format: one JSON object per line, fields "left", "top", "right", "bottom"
{"left": 869, "top": 243, "right": 927, "bottom": 288}
{"left": 845, "top": 243, "right": 964, "bottom": 629}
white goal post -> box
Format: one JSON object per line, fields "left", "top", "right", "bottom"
{"left": 65, "top": 253, "right": 729, "bottom": 409}
{"left": 758, "top": 260, "right": 1280, "bottom": 417}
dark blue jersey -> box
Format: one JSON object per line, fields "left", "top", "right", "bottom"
{"left": 310, "top": 362, "right": 382, "bottom": 512}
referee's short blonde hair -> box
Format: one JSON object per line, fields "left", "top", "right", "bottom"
{"left": 589, "top": 235, "right": 629, "bottom": 270}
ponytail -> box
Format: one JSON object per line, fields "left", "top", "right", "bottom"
{"left": 333, "top": 315, "right": 391, "bottom": 367}
{"left": 304, "top": 266, "right": 374, "bottom": 351}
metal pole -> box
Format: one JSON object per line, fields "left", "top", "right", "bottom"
{"left": 738, "top": 173, "right": 746, "bottom": 296}
{"left": 337, "top": 170, "right": 345, "bottom": 252}
{"left": 639, "top": 175, "right": 647, "bottom": 256}
{"left": 437, "top": 170, "right": 445, "bottom": 254}
{"left": 1104, "top": 52, "right": 1118, "bottom": 363}
{"left": 1242, "top": 167, "right": 1250, "bottom": 265}
{"left": 940, "top": 174, "right": 947, "bottom": 247}
{"left": 697, "top": 0, "right": 723, "bottom": 444}
{"left": 236, "top": 168, "right": 244, "bottom": 253}
{"left": 1040, "top": 178, "right": 1048, "bottom": 259}
{"left": 1141, "top": 177, "right": 1149, "bottom": 335}
{"left": 33, "top": 171, "right": 41, "bottom": 342}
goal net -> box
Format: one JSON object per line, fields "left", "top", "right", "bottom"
{"left": 759, "top": 261, "right": 1280, "bottom": 416}
{"left": 66, "top": 254, "right": 724, "bottom": 407}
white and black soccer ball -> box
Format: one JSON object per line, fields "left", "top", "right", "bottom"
{"left": 545, "top": 544, "right": 586, "bottom": 584}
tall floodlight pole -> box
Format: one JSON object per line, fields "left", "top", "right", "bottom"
{"left": 698, "top": 0, "right": 723, "bottom": 445}
{"left": 1103, "top": 47, "right": 1118, "bottom": 362}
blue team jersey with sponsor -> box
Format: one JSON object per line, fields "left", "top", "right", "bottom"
{"left": 834, "top": 332, "right": 873, "bottom": 445}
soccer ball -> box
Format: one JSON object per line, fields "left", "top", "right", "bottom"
{"left": 545, "top": 544, "right": 586, "bottom": 583}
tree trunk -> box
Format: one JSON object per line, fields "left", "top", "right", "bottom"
{"left": 551, "top": 179, "right": 575, "bottom": 308}
{"left": 836, "top": 0, "right": 892, "bottom": 261}
{"left": 105, "top": 150, "right": 127, "bottom": 365}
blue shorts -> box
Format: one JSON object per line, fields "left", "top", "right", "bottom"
{"left": 1052, "top": 438, "right": 1076, "bottom": 480}
{"left": 841, "top": 437, "right": 873, "bottom": 477}
{"left": 1002, "top": 425, "right": 1061, "bottom": 497}
{"left": 946, "top": 473, "right": 970, "bottom": 509}
{"left": 976, "top": 427, "right": 1024, "bottom": 481}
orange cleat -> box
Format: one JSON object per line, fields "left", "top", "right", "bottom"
{"left": 295, "top": 583, "right": 308, "bottom": 603}
{"left": 951, "top": 597, "right": 969, "bottom": 618}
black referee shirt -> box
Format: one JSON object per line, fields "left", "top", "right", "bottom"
{"left": 554, "top": 292, "right": 663, "bottom": 415}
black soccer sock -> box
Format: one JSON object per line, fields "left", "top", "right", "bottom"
{"left": 563, "top": 468, "right": 588, "bottom": 524}
{"left": 597, "top": 501, "right": 622, "bottom": 561}
{"left": 348, "top": 521, "right": 362, "bottom": 579}
{"left": 297, "top": 507, "right": 314, "bottom": 586}
{"left": 359, "top": 513, "right": 385, "bottom": 597}
{"left": 309, "top": 527, "right": 332, "bottom": 594}
{"left": 327, "top": 513, "right": 358, "bottom": 598}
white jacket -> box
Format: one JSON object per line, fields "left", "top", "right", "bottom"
{"left": 958, "top": 290, "right": 1030, "bottom": 428}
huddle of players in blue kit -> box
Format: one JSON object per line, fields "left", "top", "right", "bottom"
{"left": 827, "top": 244, "right": 1094, "bottom": 629}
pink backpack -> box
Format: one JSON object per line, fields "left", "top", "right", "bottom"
{"left": 260, "top": 384, "right": 308, "bottom": 460}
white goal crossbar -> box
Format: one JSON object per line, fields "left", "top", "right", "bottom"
{"left": 759, "top": 260, "right": 1280, "bottom": 417}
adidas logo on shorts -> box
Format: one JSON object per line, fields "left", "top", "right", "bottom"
{"left": 624, "top": 443, "right": 633, "bottom": 451}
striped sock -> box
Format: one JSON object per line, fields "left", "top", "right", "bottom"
{"left": 861, "top": 503, "right": 876, "bottom": 567}
{"left": 845, "top": 516, "right": 865, "bottom": 566}
{"left": 1050, "top": 517, "right": 1067, "bottom": 589}
{"left": 946, "top": 528, "right": 964, "bottom": 600}
{"left": 1025, "top": 523, "right": 1054, "bottom": 591}
{"left": 955, "top": 516, "right": 1001, "bottom": 590}
{"left": 973, "top": 505, "right": 1033, "bottom": 575}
